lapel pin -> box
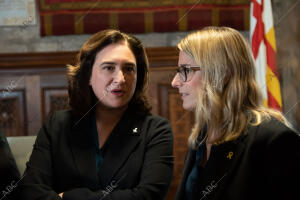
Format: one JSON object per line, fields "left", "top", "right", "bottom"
{"left": 132, "top": 128, "right": 138, "bottom": 134}
{"left": 227, "top": 151, "right": 233, "bottom": 159}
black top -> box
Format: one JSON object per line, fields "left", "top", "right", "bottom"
{"left": 17, "top": 109, "right": 174, "bottom": 200}
{"left": 176, "top": 118, "right": 300, "bottom": 200}
{"left": 0, "top": 128, "right": 20, "bottom": 200}
{"left": 185, "top": 142, "right": 206, "bottom": 200}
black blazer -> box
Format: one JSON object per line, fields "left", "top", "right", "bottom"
{"left": 175, "top": 118, "right": 300, "bottom": 200}
{"left": 0, "top": 128, "right": 20, "bottom": 200}
{"left": 17, "top": 109, "right": 174, "bottom": 200}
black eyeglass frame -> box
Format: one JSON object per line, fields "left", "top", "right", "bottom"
{"left": 175, "top": 65, "right": 201, "bottom": 82}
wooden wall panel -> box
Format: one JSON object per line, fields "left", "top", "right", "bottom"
{"left": 42, "top": 88, "right": 69, "bottom": 122}
{"left": 157, "top": 84, "right": 193, "bottom": 200}
{"left": 25, "top": 75, "right": 42, "bottom": 136}
{"left": 0, "top": 90, "right": 27, "bottom": 136}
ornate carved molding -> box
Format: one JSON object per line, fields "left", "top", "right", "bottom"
{"left": 0, "top": 90, "right": 27, "bottom": 136}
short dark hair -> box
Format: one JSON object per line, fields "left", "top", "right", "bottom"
{"left": 67, "top": 29, "right": 151, "bottom": 116}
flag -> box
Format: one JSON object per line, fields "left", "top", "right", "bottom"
{"left": 250, "top": 0, "right": 282, "bottom": 111}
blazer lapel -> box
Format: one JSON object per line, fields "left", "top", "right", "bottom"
{"left": 98, "top": 111, "right": 142, "bottom": 186}
{"left": 69, "top": 114, "right": 99, "bottom": 189}
{"left": 202, "top": 126, "right": 258, "bottom": 200}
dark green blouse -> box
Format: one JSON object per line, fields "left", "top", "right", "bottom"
{"left": 91, "top": 114, "right": 104, "bottom": 173}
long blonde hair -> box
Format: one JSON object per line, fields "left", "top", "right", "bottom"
{"left": 178, "top": 27, "right": 288, "bottom": 148}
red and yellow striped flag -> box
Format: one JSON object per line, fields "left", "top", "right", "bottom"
{"left": 250, "top": 0, "right": 282, "bottom": 111}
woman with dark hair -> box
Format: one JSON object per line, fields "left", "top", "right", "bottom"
{"left": 18, "top": 30, "right": 174, "bottom": 200}
{"left": 172, "top": 27, "right": 300, "bottom": 200}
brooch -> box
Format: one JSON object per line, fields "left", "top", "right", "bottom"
{"left": 132, "top": 128, "right": 138, "bottom": 134}
{"left": 227, "top": 151, "right": 234, "bottom": 159}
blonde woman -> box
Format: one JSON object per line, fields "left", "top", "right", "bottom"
{"left": 172, "top": 27, "right": 300, "bottom": 200}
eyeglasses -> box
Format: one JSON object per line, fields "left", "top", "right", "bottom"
{"left": 175, "top": 65, "right": 201, "bottom": 82}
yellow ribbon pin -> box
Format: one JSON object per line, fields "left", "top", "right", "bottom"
{"left": 227, "top": 152, "right": 233, "bottom": 159}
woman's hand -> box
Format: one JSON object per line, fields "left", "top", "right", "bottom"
{"left": 59, "top": 193, "right": 64, "bottom": 198}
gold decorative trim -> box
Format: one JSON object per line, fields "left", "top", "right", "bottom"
{"left": 44, "top": 14, "right": 52, "bottom": 36}
{"left": 212, "top": 8, "right": 219, "bottom": 26}
{"left": 109, "top": 12, "right": 118, "bottom": 29}
{"left": 74, "top": 13, "right": 84, "bottom": 34}
{"left": 244, "top": 7, "right": 250, "bottom": 30}
{"left": 145, "top": 12, "right": 153, "bottom": 32}
{"left": 178, "top": 9, "right": 188, "bottom": 31}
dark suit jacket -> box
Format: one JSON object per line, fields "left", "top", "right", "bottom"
{"left": 0, "top": 128, "right": 20, "bottom": 200}
{"left": 17, "top": 109, "right": 174, "bottom": 200}
{"left": 175, "top": 118, "right": 300, "bottom": 200}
